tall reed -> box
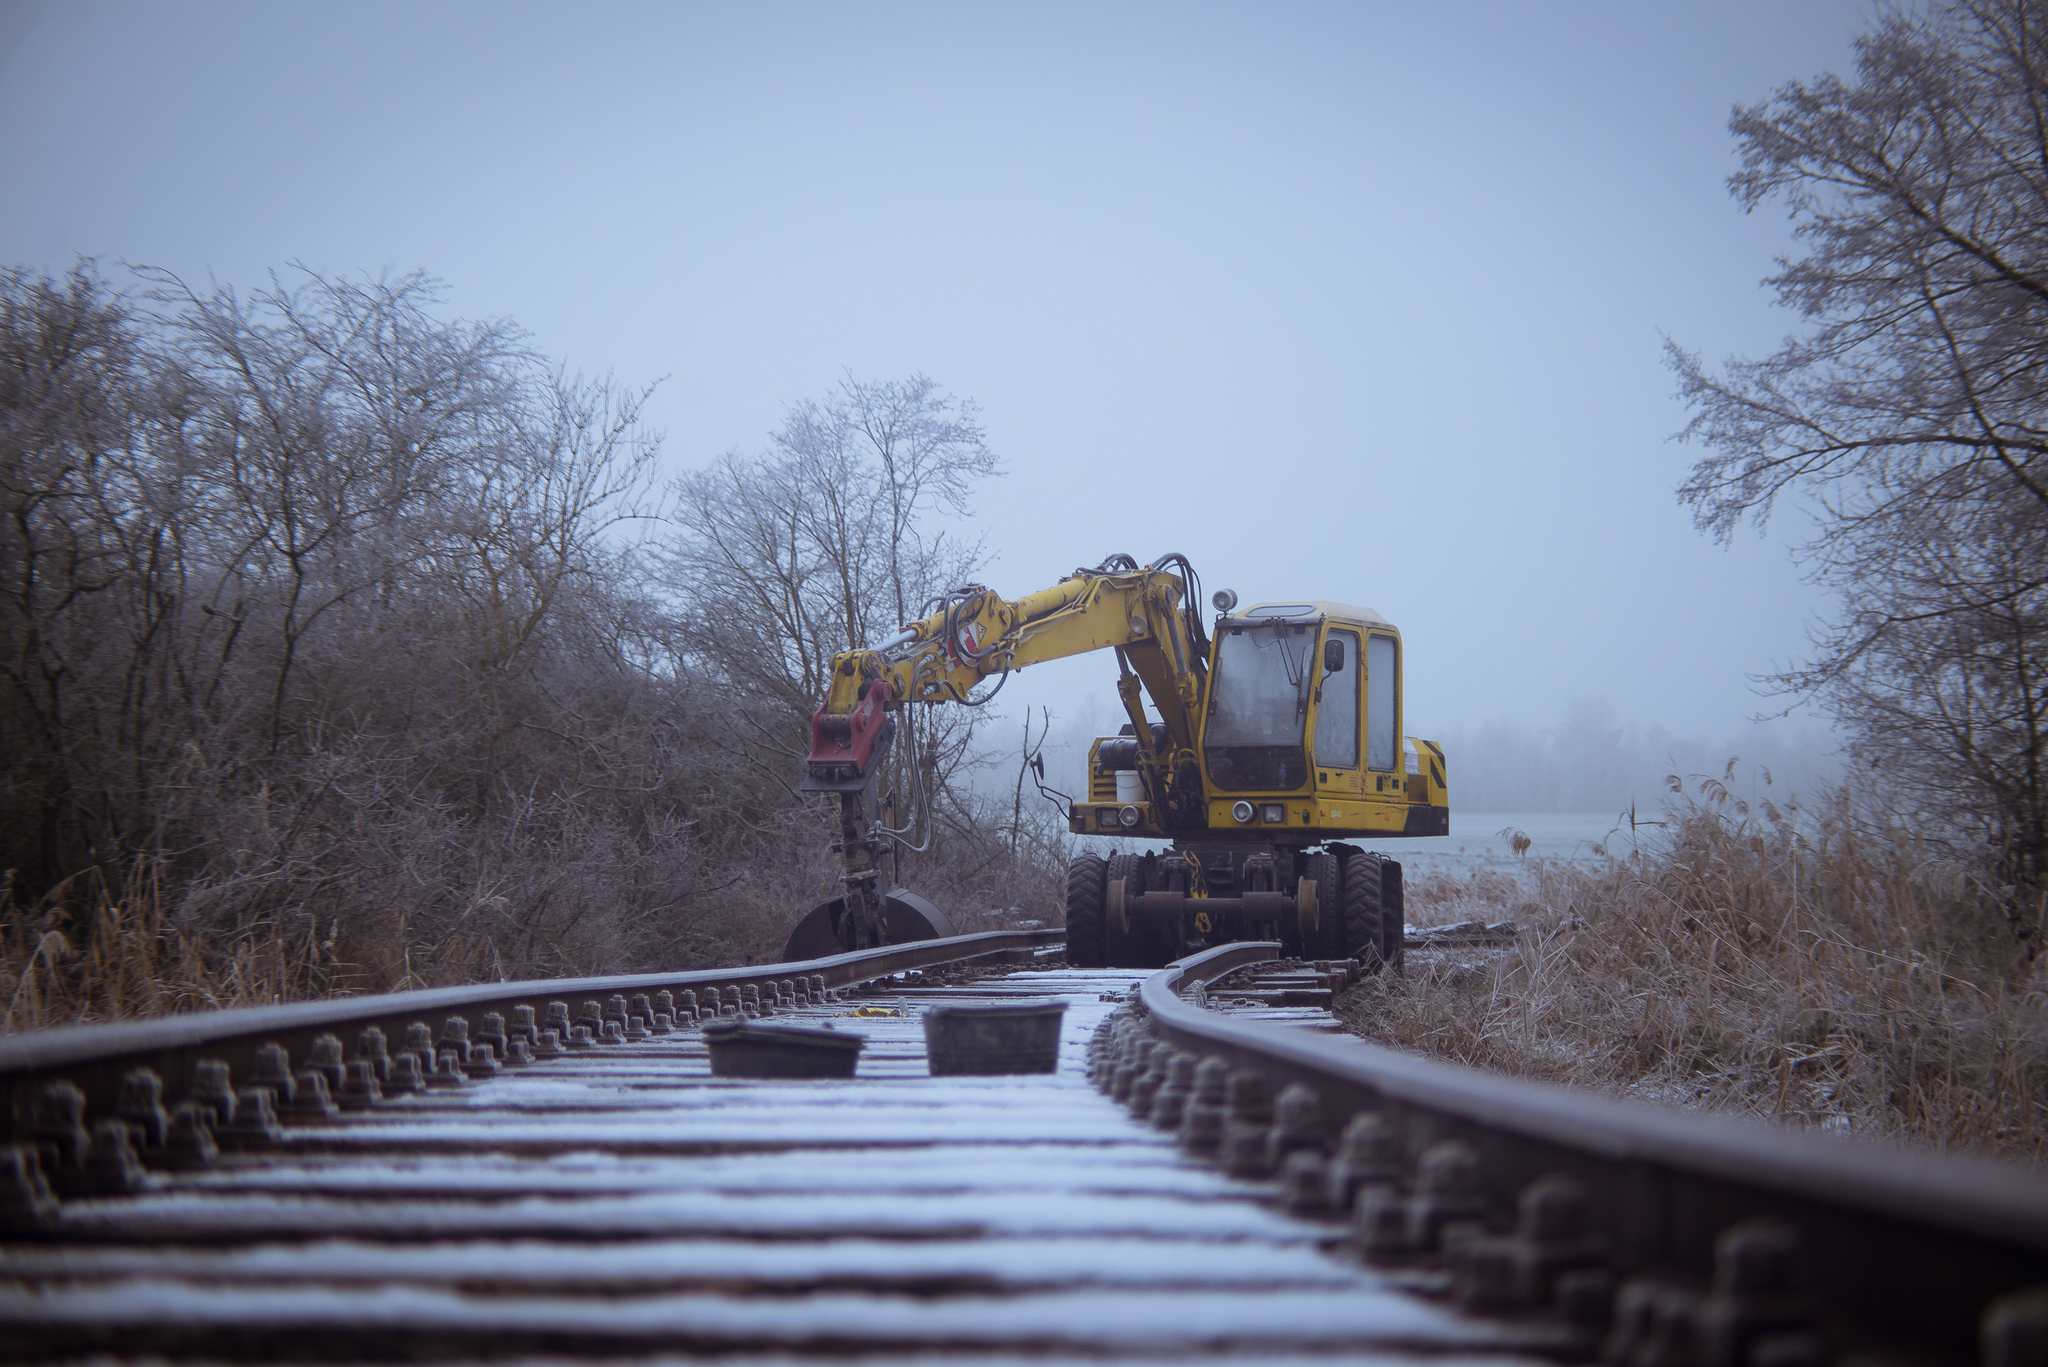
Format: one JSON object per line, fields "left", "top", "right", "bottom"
{"left": 1350, "top": 775, "right": 2048, "bottom": 1161}
{"left": 0, "top": 862, "right": 337, "bottom": 1031}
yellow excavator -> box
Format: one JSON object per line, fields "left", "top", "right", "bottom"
{"left": 784, "top": 552, "right": 1448, "bottom": 968}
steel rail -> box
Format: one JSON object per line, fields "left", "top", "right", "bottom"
{"left": 0, "top": 929, "right": 1060, "bottom": 1144}
{"left": 8, "top": 928, "right": 2043, "bottom": 1361}
{"left": 5, "top": 955, "right": 1568, "bottom": 1363}
{"left": 1136, "top": 942, "right": 2048, "bottom": 1361}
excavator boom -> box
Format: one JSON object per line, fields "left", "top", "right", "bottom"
{"left": 795, "top": 556, "right": 1207, "bottom": 951}
{"left": 806, "top": 559, "right": 1205, "bottom": 767}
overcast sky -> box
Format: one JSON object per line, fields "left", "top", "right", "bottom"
{"left": 1, "top": 0, "right": 1872, "bottom": 778}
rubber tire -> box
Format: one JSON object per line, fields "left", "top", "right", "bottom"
{"left": 1336, "top": 847, "right": 1385, "bottom": 970}
{"left": 1379, "top": 857, "right": 1405, "bottom": 973}
{"left": 1322, "top": 843, "right": 1361, "bottom": 959}
{"left": 1300, "top": 850, "right": 1341, "bottom": 961}
{"left": 1064, "top": 854, "right": 1108, "bottom": 967}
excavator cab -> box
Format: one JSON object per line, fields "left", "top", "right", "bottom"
{"left": 1066, "top": 600, "right": 1448, "bottom": 969}
{"left": 1072, "top": 601, "right": 1447, "bottom": 845}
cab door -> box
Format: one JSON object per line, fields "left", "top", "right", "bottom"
{"left": 1364, "top": 631, "right": 1402, "bottom": 801}
{"left": 1312, "top": 626, "right": 1363, "bottom": 797}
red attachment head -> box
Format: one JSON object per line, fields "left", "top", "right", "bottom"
{"left": 800, "top": 680, "right": 896, "bottom": 792}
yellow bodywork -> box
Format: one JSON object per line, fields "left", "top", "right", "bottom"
{"left": 820, "top": 565, "right": 1202, "bottom": 747}
{"left": 815, "top": 563, "right": 1448, "bottom": 846}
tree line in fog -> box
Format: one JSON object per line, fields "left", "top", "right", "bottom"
{"left": 1430, "top": 702, "right": 1839, "bottom": 816}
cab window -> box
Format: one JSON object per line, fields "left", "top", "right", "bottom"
{"left": 1368, "top": 634, "right": 1398, "bottom": 770}
{"left": 1313, "top": 629, "right": 1360, "bottom": 769}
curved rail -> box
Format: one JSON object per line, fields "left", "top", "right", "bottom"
{"left": 9, "top": 928, "right": 2045, "bottom": 1361}
{"left": 8, "top": 951, "right": 1523, "bottom": 1363}
{"left": 1128, "top": 943, "right": 2048, "bottom": 1361}
{"left": 0, "top": 929, "right": 1059, "bottom": 1144}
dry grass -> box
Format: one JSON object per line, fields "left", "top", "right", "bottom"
{"left": 1344, "top": 776, "right": 2048, "bottom": 1162}
{"left": 0, "top": 863, "right": 343, "bottom": 1031}
{"left": 0, "top": 794, "right": 1069, "bottom": 1034}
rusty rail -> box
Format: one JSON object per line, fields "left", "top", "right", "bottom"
{"left": 1115, "top": 942, "right": 2048, "bottom": 1363}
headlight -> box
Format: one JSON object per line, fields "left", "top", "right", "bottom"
{"left": 1118, "top": 805, "right": 1141, "bottom": 828}
{"left": 1097, "top": 809, "right": 1120, "bottom": 829}
{"left": 1231, "top": 800, "right": 1254, "bottom": 824}
{"left": 1261, "top": 803, "right": 1285, "bottom": 822}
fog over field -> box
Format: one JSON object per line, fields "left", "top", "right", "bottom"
{"left": 1, "top": 1, "right": 1866, "bottom": 810}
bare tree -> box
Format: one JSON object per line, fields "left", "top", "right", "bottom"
{"left": 1, "top": 262, "right": 695, "bottom": 1004}
{"left": 0, "top": 265, "right": 141, "bottom": 888}
{"left": 836, "top": 373, "right": 999, "bottom": 627}
{"left": 659, "top": 372, "right": 1000, "bottom": 885}
{"left": 1667, "top": 0, "right": 2048, "bottom": 884}
{"left": 661, "top": 374, "right": 995, "bottom": 714}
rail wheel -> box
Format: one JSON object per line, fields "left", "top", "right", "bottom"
{"left": 1379, "top": 856, "right": 1405, "bottom": 973}
{"left": 1104, "top": 852, "right": 1145, "bottom": 966}
{"left": 780, "top": 887, "right": 956, "bottom": 960}
{"left": 1336, "top": 847, "right": 1385, "bottom": 970}
{"left": 1064, "top": 853, "right": 1108, "bottom": 967}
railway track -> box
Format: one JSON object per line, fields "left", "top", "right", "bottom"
{"left": 1, "top": 931, "right": 2044, "bottom": 1364}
